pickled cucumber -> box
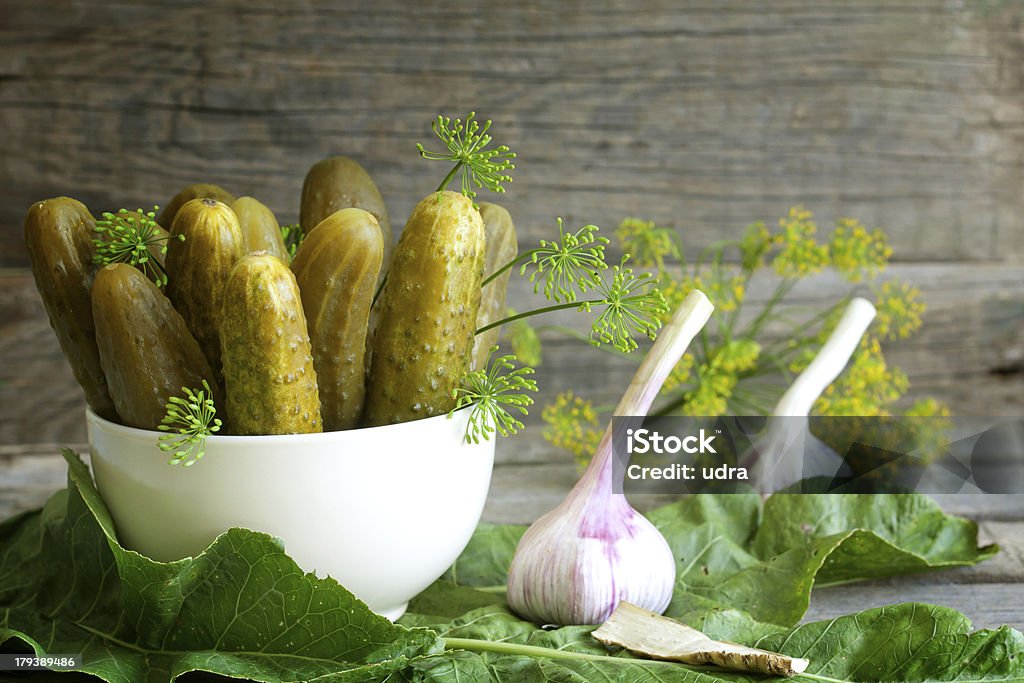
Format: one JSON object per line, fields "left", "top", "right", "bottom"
{"left": 299, "top": 156, "right": 392, "bottom": 267}
{"left": 231, "top": 196, "right": 289, "bottom": 262}
{"left": 292, "top": 208, "right": 383, "bottom": 431}
{"left": 363, "top": 191, "right": 485, "bottom": 426}
{"left": 165, "top": 198, "right": 244, "bottom": 382}
{"left": 23, "top": 197, "right": 118, "bottom": 420}
{"left": 471, "top": 202, "right": 518, "bottom": 370}
{"left": 92, "top": 264, "right": 216, "bottom": 430}
{"left": 220, "top": 253, "right": 322, "bottom": 434}
{"left": 158, "top": 183, "right": 235, "bottom": 228}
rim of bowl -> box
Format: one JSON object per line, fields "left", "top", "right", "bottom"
{"left": 85, "top": 405, "right": 476, "bottom": 446}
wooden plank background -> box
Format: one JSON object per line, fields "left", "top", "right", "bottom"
{"left": 2, "top": 1, "right": 1024, "bottom": 263}
{"left": 0, "top": 1, "right": 1022, "bottom": 446}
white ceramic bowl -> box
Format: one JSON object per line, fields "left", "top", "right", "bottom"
{"left": 86, "top": 407, "right": 495, "bottom": 621}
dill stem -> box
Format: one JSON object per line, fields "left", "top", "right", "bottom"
{"left": 436, "top": 161, "right": 464, "bottom": 194}
{"left": 481, "top": 249, "right": 543, "bottom": 288}
{"left": 475, "top": 300, "right": 605, "bottom": 336}
{"left": 743, "top": 278, "right": 797, "bottom": 338}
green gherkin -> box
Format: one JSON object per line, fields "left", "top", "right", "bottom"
{"left": 232, "top": 196, "right": 289, "bottom": 262}
{"left": 292, "top": 208, "right": 383, "bottom": 431}
{"left": 220, "top": 253, "right": 322, "bottom": 435}
{"left": 24, "top": 197, "right": 118, "bottom": 420}
{"left": 165, "top": 198, "right": 244, "bottom": 384}
{"left": 300, "top": 156, "right": 393, "bottom": 269}
{"left": 158, "top": 183, "right": 235, "bottom": 228}
{"left": 92, "top": 264, "right": 216, "bottom": 430}
{"left": 471, "top": 202, "right": 518, "bottom": 371}
{"left": 363, "top": 191, "right": 485, "bottom": 426}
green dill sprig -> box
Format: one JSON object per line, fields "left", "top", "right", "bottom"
{"left": 93, "top": 207, "right": 178, "bottom": 287}
{"left": 477, "top": 233, "right": 667, "bottom": 355}
{"left": 583, "top": 257, "right": 668, "bottom": 352}
{"left": 483, "top": 219, "right": 610, "bottom": 304}
{"left": 158, "top": 380, "right": 222, "bottom": 467}
{"left": 452, "top": 348, "right": 538, "bottom": 444}
{"left": 417, "top": 112, "right": 516, "bottom": 206}
{"left": 280, "top": 223, "right": 305, "bottom": 260}
{"left": 522, "top": 219, "right": 609, "bottom": 303}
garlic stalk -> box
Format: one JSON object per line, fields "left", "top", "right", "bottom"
{"left": 506, "top": 290, "right": 714, "bottom": 625}
{"left": 747, "top": 297, "right": 877, "bottom": 493}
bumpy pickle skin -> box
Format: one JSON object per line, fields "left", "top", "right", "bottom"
{"left": 220, "top": 253, "right": 322, "bottom": 435}
{"left": 363, "top": 191, "right": 485, "bottom": 426}
{"left": 299, "top": 156, "right": 393, "bottom": 267}
{"left": 231, "top": 196, "right": 290, "bottom": 262}
{"left": 91, "top": 264, "right": 217, "bottom": 430}
{"left": 24, "top": 197, "right": 118, "bottom": 420}
{"left": 165, "top": 198, "right": 244, "bottom": 383}
{"left": 157, "top": 183, "right": 235, "bottom": 228}
{"left": 291, "top": 208, "right": 383, "bottom": 431}
{"left": 471, "top": 202, "right": 518, "bottom": 370}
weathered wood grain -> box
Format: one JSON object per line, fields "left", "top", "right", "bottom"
{"left": 1, "top": 1, "right": 1023, "bottom": 268}
{"left": 804, "top": 583, "right": 1024, "bottom": 630}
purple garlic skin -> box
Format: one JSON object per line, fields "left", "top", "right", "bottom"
{"left": 506, "top": 291, "right": 713, "bottom": 626}
{"left": 507, "top": 490, "right": 675, "bottom": 625}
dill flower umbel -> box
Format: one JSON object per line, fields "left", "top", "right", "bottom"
{"left": 772, "top": 206, "right": 829, "bottom": 278}
{"left": 739, "top": 220, "right": 774, "bottom": 271}
{"left": 829, "top": 218, "right": 892, "bottom": 282}
{"left": 815, "top": 338, "right": 909, "bottom": 416}
{"left": 539, "top": 205, "right": 943, "bottom": 475}
{"left": 616, "top": 217, "right": 680, "bottom": 271}
{"left": 541, "top": 390, "right": 604, "bottom": 467}
{"left": 873, "top": 280, "right": 925, "bottom": 340}
{"left": 506, "top": 308, "right": 542, "bottom": 367}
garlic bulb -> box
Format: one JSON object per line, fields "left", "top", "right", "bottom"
{"left": 507, "top": 291, "right": 714, "bottom": 625}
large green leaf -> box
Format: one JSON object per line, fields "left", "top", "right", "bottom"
{"left": 0, "top": 450, "right": 441, "bottom": 683}
{"left": 396, "top": 601, "right": 1024, "bottom": 682}
{"left": 650, "top": 493, "right": 996, "bottom": 630}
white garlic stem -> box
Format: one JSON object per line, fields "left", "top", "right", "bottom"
{"left": 773, "top": 297, "right": 877, "bottom": 418}
{"left": 506, "top": 291, "right": 714, "bottom": 625}
{"left": 752, "top": 297, "right": 876, "bottom": 492}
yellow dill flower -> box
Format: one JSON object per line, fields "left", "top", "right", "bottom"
{"left": 714, "top": 338, "right": 761, "bottom": 374}
{"left": 739, "top": 220, "right": 775, "bottom": 271}
{"left": 680, "top": 377, "right": 733, "bottom": 417}
{"left": 829, "top": 218, "right": 892, "bottom": 282}
{"left": 677, "top": 341, "right": 758, "bottom": 415}
{"left": 672, "top": 272, "right": 745, "bottom": 313}
{"left": 541, "top": 390, "right": 604, "bottom": 466}
{"left": 814, "top": 339, "right": 908, "bottom": 416}
{"left": 905, "top": 397, "right": 950, "bottom": 418}
{"left": 902, "top": 398, "right": 953, "bottom": 464}
{"left": 616, "top": 217, "right": 680, "bottom": 271}
{"left": 656, "top": 277, "right": 691, "bottom": 325}
{"left": 772, "top": 205, "right": 829, "bottom": 278}
{"left": 506, "top": 308, "right": 543, "bottom": 366}
{"left": 873, "top": 280, "right": 925, "bottom": 340}
{"left": 662, "top": 352, "right": 695, "bottom": 392}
